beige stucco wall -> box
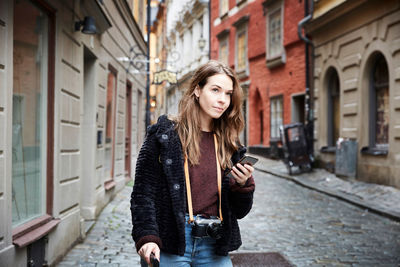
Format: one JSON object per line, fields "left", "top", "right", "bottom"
{"left": 0, "top": 0, "right": 14, "bottom": 263}
{"left": 310, "top": 0, "right": 400, "bottom": 188}
{"left": 0, "top": 0, "right": 146, "bottom": 265}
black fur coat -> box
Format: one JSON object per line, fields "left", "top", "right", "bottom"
{"left": 130, "top": 115, "right": 255, "bottom": 256}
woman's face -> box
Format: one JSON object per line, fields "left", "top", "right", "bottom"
{"left": 195, "top": 73, "right": 233, "bottom": 122}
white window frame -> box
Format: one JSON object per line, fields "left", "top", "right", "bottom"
{"left": 219, "top": 36, "right": 229, "bottom": 65}
{"left": 235, "top": 24, "right": 248, "bottom": 76}
{"left": 265, "top": 0, "right": 286, "bottom": 68}
{"left": 270, "top": 96, "right": 283, "bottom": 141}
{"left": 220, "top": 0, "right": 229, "bottom": 17}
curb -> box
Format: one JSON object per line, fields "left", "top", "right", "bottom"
{"left": 255, "top": 166, "right": 400, "bottom": 222}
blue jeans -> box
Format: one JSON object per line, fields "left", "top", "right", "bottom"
{"left": 141, "top": 215, "right": 232, "bottom": 267}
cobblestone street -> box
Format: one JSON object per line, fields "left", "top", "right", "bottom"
{"left": 57, "top": 185, "right": 142, "bottom": 267}
{"left": 58, "top": 170, "right": 400, "bottom": 266}
{"left": 238, "top": 170, "right": 400, "bottom": 266}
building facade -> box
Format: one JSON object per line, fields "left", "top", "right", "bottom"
{"left": 0, "top": 0, "right": 146, "bottom": 265}
{"left": 210, "top": 0, "right": 306, "bottom": 147}
{"left": 306, "top": 0, "right": 400, "bottom": 188}
{"left": 150, "top": 0, "right": 168, "bottom": 124}
{"left": 164, "top": 0, "right": 210, "bottom": 116}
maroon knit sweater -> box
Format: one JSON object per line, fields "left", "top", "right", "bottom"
{"left": 188, "top": 131, "right": 254, "bottom": 217}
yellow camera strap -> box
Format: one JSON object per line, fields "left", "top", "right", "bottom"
{"left": 184, "top": 133, "right": 223, "bottom": 224}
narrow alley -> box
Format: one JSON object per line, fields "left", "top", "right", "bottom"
{"left": 58, "top": 169, "right": 400, "bottom": 266}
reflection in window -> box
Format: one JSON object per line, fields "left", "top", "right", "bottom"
{"left": 12, "top": 0, "right": 48, "bottom": 226}
{"left": 372, "top": 55, "right": 389, "bottom": 147}
{"left": 270, "top": 96, "right": 283, "bottom": 140}
{"left": 105, "top": 72, "right": 116, "bottom": 179}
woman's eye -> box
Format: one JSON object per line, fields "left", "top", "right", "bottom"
{"left": 212, "top": 88, "right": 219, "bottom": 92}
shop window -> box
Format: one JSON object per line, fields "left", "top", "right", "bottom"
{"left": 270, "top": 96, "right": 283, "bottom": 141}
{"left": 361, "top": 53, "right": 389, "bottom": 156}
{"left": 12, "top": 0, "right": 50, "bottom": 226}
{"left": 371, "top": 55, "right": 389, "bottom": 148}
{"left": 105, "top": 70, "right": 117, "bottom": 181}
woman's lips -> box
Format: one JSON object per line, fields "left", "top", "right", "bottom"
{"left": 214, "top": 107, "right": 224, "bottom": 112}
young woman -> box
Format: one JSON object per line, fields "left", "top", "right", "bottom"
{"left": 131, "top": 60, "right": 255, "bottom": 267}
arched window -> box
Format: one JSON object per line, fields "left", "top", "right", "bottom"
{"left": 370, "top": 54, "right": 389, "bottom": 149}
{"left": 327, "top": 68, "right": 340, "bottom": 147}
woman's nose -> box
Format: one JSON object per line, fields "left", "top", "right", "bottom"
{"left": 218, "top": 94, "right": 228, "bottom": 103}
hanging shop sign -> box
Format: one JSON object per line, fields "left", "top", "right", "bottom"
{"left": 153, "top": 70, "right": 178, "bottom": 85}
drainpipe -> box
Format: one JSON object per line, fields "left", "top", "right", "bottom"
{"left": 145, "top": 0, "right": 151, "bottom": 130}
{"left": 298, "top": 0, "right": 314, "bottom": 160}
{"left": 208, "top": 0, "right": 211, "bottom": 59}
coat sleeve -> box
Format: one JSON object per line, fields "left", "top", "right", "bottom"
{"left": 228, "top": 146, "right": 255, "bottom": 219}
{"left": 130, "top": 127, "right": 163, "bottom": 250}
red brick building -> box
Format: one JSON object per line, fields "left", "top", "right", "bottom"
{"left": 210, "top": 0, "right": 306, "bottom": 149}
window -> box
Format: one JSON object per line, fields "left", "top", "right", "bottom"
{"left": 265, "top": 1, "right": 285, "bottom": 68}
{"left": 12, "top": 0, "right": 50, "bottom": 226}
{"left": 270, "top": 96, "right": 283, "bottom": 140}
{"left": 220, "top": 0, "right": 229, "bottom": 16}
{"left": 217, "top": 29, "right": 230, "bottom": 65}
{"left": 370, "top": 54, "right": 389, "bottom": 148}
{"left": 236, "top": 29, "right": 247, "bottom": 71}
{"left": 233, "top": 15, "right": 249, "bottom": 75}
{"left": 105, "top": 70, "right": 117, "bottom": 180}
{"left": 327, "top": 68, "right": 340, "bottom": 147}
{"left": 268, "top": 8, "right": 282, "bottom": 58}
{"left": 219, "top": 37, "right": 229, "bottom": 65}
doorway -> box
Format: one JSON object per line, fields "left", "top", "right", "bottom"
{"left": 125, "top": 82, "right": 132, "bottom": 181}
{"left": 291, "top": 94, "right": 305, "bottom": 123}
{"left": 81, "top": 46, "right": 97, "bottom": 219}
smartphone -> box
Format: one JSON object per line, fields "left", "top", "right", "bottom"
{"left": 150, "top": 253, "right": 159, "bottom": 267}
{"left": 226, "top": 155, "right": 258, "bottom": 179}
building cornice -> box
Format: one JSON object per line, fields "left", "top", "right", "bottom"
{"left": 305, "top": 0, "right": 368, "bottom": 34}
{"left": 216, "top": 28, "right": 230, "bottom": 40}
{"left": 113, "top": 0, "right": 146, "bottom": 51}
{"left": 233, "top": 14, "right": 250, "bottom": 28}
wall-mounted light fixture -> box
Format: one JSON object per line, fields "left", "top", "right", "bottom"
{"left": 75, "top": 16, "right": 97, "bottom": 34}
{"left": 198, "top": 35, "right": 206, "bottom": 51}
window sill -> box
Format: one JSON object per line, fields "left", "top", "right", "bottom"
{"left": 237, "top": 0, "right": 246, "bottom": 5}
{"left": 360, "top": 146, "right": 388, "bottom": 156}
{"left": 236, "top": 69, "right": 248, "bottom": 79}
{"left": 270, "top": 138, "right": 281, "bottom": 143}
{"left": 266, "top": 52, "right": 286, "bottom": 69}
{"left": 104, "top": 179, "right": 116, "bottom": 191}
{"left": 220, "top": 12, "right": 228, "bottom": 20}
{"left": 320, "top": 146, "right": 336, "bottom": 154}
{"left": 12, "top": 214, "right": 60, "bottom": 248}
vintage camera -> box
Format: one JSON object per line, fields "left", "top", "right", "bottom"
{"left": 192, "top": 217, "right": 223, "bottom": 239}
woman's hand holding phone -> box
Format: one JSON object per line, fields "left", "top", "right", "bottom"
{"left": 230, "top": 163, "right": 254, "bottom": 186}
{"left": 228, "top": 156, "right": 258, "bottom": 186}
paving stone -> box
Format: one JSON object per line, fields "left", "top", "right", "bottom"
{"left": 58, "top": 171, "right": 400, "bottom": 267}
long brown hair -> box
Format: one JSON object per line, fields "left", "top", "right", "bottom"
{"left": 175, "top": 60, "right": 244, "bottom": 169}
